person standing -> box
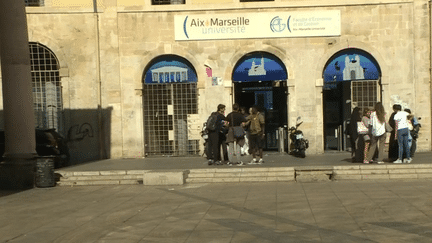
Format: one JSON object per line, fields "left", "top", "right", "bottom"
{"left": 404, "top": 108, "right": 421, "bottom": 158}
{"left": 366, "top": 102, "right": 386, "bottom": 164}
{"left": 225, "top": 104, "right": 247, "bottom": 166}
{"left": 393, "top": 105, "right": 412, "bottom": 164}
{"left": 388, "top": 105, "right": 399, "bottom": 161}
{"left": 361, "top": 108, "right": 372, "bottom": 163}
{"left": 239, "top": 106, "right": 250, "bottom": 156}
{"left": 348, "top": 107, "right": 362, "bottom": 160}
{"left": 246, "top": 106, "right": 265, "bottom": 164}
{"left": 207, "top": 104, "right": 226, "bottom": 165}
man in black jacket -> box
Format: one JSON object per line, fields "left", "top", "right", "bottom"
{"left": 207, "top": 104, "right": 226, "bottom": 165}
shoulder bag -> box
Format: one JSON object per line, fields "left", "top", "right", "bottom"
{"left": 231, "top": 113, "right": 245, "bottom": 138}
{"left": 357, "top": 121, "right": 368, "bottom": 134}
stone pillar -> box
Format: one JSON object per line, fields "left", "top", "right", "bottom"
{"left": 0, "top": 0, "right": 37, "bottom": 189}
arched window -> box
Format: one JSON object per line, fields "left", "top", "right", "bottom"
{"left": 29, "top": 42, "right": 63, "bottom": 133}
{"left": 142, "top": 55, "right": 198, "bottom": 156}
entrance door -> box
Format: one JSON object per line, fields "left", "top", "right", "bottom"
{"left": 322, "top": 48, "right": 382, "bottom": 152}
{"left": 232, "top": 51, "right": 288, "bottom": 150}
{"left": 142, "top": 55, "right": 199, "bottom": 156}
{"left": 234, "top": 81, "right": 287, "bottom": 150}
{"left": 323, "top": 80, "right": 380, "bottom": 151}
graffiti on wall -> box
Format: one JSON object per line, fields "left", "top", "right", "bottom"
{"left": 67, "top": 123, "right": 94, "bottom": 142}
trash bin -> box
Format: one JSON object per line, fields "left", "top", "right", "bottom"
{"left": 35, "top": 156, "right": 56, "bottom": 188}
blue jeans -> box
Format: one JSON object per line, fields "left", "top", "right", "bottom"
{"left": 397, "top": 128, "right": 410, "bottom": 159}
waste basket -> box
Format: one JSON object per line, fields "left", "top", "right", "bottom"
{"left": 35, "top": 156, "right": 56, "bottom": 188}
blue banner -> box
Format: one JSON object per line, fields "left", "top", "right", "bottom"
{"left": 233, "top": 53, "right": 287, "bottom": 82}
{"left": 144, "top": 56, "right": 197, "bottom": 84}
{"left": 323, "top": 49, "right": 380, "bottom": 89}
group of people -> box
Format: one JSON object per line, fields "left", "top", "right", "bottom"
{"left": 205, "top": 103, "right": 265, "bottom": 166}
{"left": 349, "top": 102, "right": 421, "bottom": 164}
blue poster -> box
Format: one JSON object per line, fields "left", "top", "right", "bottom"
{"left": 143, "top": 56, "right": 197, "bottom": 84}
{"left": 323, "top": 49, "right": 380, "bottom": 89}
{"left": 232, "top": 52, "right": 287, "bottom": 82}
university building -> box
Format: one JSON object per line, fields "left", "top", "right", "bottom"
{"left": 0, "top": 0, "right": 431, "bottom": 163}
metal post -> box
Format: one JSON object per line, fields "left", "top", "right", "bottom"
{"left": 278, "top": 127, "right": 285, "bottom": 153}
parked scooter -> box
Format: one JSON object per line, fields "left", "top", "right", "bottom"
{"left": 288, "top": 117, "right": 309, "bottom": 158}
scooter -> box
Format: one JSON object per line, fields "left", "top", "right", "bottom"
{"left": 288, "top": 117, "right": 309, "bottom": 158}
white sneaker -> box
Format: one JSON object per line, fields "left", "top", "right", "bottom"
{"left": 377, "top": 161, "right": 384, "bottom": 164}
{"left": 406, "top": 158, "right": 412, "bottom": 164}
{"left": 257, "top": 159, "right": 264, "bottom": 164}
{"left": 248, "top": 159, "right": 257, "bottom": 165}
{"left": 236, "top": 161, "right": 245, "bottom": 166}
{"left": 393, "top": 159, "right": 403, "bottom": 164}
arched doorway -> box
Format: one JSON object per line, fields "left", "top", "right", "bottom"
{"left": 29, "top": 42, "right": 64, "bottom": 134}
{"left": 322, "top": 48, "right": 381, "bottom": 151}
{"left": 142, "top": 55, "right": 199, "bottom": 156}
{"left": 232, "top": 52, "right": 288, "bottom": 150}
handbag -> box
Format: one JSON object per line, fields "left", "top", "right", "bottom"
{"left": 231, "top": 113, "right": 245, "bottom": 138}
{"left": 357, "top": 121, "right": 368, "bottom": 134}
{"left": 385, "top": 123, "right": 393, "bottom": 133}
{"left": 232, "top": 126, "right": 245, "bottom": 138}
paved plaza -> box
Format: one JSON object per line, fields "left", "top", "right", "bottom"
{"left": 1, "top": 180, "right": 432, "bottom": 242}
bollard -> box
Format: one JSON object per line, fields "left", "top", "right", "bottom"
{"left": 35, "top": 156, "right": 56, "bottom": 188}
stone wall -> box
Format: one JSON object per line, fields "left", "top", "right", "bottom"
{"left": 0, "top": 0, "right": 430, "bottom": 162}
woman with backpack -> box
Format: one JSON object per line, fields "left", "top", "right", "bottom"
{"left": 245, "top": 106, "right": 265, "bottom": 164}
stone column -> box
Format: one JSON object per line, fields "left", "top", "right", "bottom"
{"left": 0, "top": 0, "right": 37, "bottom": 189}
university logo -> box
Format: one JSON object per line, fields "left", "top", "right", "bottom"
{"left": 183, "top": 16, "right": 189, "bottom": 39}
{"left": 270, "top": 16, "right": 285, "bottom": 32}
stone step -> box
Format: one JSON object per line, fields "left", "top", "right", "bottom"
{"left": 54, "top": 164, "right": 432, "bottom": 186}
{"left": 55, "top": 170, "right": 148, "bottom": 186}
{"left": 57, "top": 180, "right": 140, "bottom": 186}
{"left": 185, "top": 167, "right": 295, "bottom": 183}
{"left": 332, "top": 164, "right": 432, "bottom": 181}
{"left": 59, "top": 175, "right": 142, "bottom": 181}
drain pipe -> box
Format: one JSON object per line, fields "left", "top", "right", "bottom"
{"left": 93, "top": 0, "right": 105, "bottom": 159}
{"left": 429, "top": 0, "right": 432, "bottom": 150}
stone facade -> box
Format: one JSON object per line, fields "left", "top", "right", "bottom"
{"left": 0, "top": 0, "right": 431, "bottom": 163}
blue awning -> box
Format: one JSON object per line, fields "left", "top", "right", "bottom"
{"left": 233, "top": 52, "right": 287, "bottom": 82}
{"left": 144, "top": 55, "right": 197, "bottom": 84}
{"left": 323, "top": 49, "right": 380, "bottom": 88}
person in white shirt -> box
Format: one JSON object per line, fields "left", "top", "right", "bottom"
{"left": 393, "top": 104, "right": 411, "bottom": 163}
{"left": 366, "top": 102, "right": 386, "bottom": 164}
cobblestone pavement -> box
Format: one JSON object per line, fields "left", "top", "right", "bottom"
{"left": 1, "top": 180, "right": 432, "bottom": 242}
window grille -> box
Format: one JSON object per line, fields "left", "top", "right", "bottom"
{"left": 143, "top": 83, "right": 199, "bottom": 156}
{"left": 25, "top": 0, "right": 44, "bottom": 6}
{"left": 351, "top": 80, "right": 380, "bottom": 112}
{"left": 29, "top": 42, "right": 63, "bottom": 134}
{"left": 152, "top": 0, "right": 185, "bottom": 5}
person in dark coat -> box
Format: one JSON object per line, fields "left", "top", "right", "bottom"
{"left": 207, "top": 104, "right": 226, "bottom": 165}
{"left": 388, "top": 104, "right": 399, "bottom": 162}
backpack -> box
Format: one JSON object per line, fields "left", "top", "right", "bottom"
{"left": 206, "top": 112, "right": 218, "bottom": 131}
{"left": 250, "top": 113, "right": 262, "bottom": 134}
